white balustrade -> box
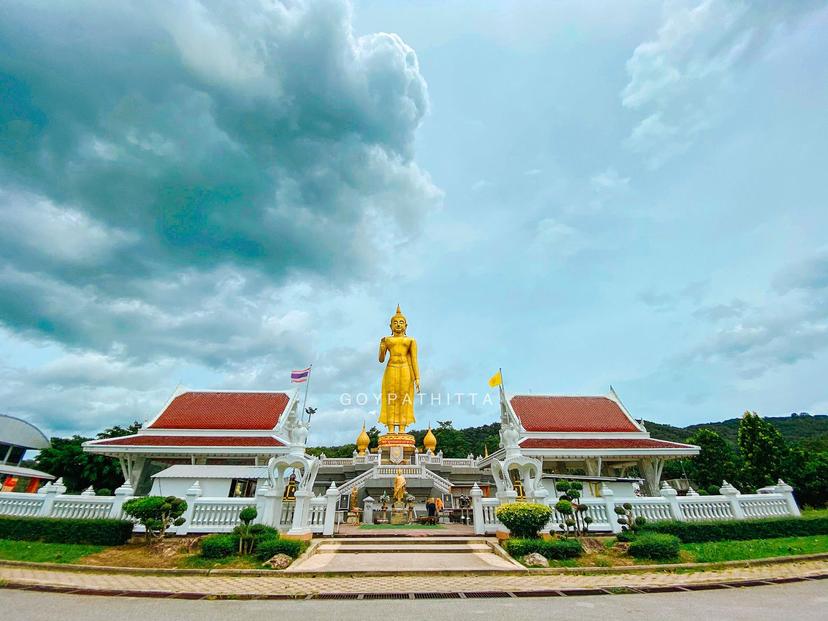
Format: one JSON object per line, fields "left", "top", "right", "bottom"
{"left": 308, "top": 497, "right": 327, "bottom": 533}
{"left": 0, "top": 493, "right": 45, "bottom": 517}
{"left": 189, "top": 498, "right": 254, "bottom": 532}
{"left": 0, "top": 476, "right": 803, "bottom": 536}
{"left": 738, "top": 495, "right": 790, "bottom": 519}
{"left": 678, "top": 497, "right": 734, "bottom": 520}
{"left": 51, "top": 497, "right": 114, "bottom": 520}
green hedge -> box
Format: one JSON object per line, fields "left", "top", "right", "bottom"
{"left": 199, "top": 528, "right": 305, "bottom": 560}
{"left": 0, "top": 515, "right": 133, "bottom": 546}
{"left": 495, "top": 503, "right": 553, "bottom": 539}
{"left": 254, "top": 536, "right": 305, "bottom": 561}
{"left": 200, "top": 534, "right": 238, "bottom": 558}
{"left": 627, "top": 533, "right": 680, "bottom": 561}
{"left": 640, "top": 515, "right": 828, "bottom": 543}
{"left": 503, "top": 537, "right": 583, "bottom": 560}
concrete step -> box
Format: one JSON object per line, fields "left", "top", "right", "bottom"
{"left": 316, "top": 543, "right": 491, "bottom": 553}
{"left": 327, "top": 536, "right": 488, "bottom": 545}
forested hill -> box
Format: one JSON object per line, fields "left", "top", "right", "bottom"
{"left": 308, "top": 413, "right": 828, "bottom": 458}
{"left": 643, "top": 414, "right": 828, "bottom": 452}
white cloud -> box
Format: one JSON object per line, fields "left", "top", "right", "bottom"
{"left": 621, "top": 0, "right": 819, "bottom": 166}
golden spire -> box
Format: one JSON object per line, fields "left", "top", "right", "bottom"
{"left": 423, "top": 423, "right": 437, "bottom": 453}
{"left": 356, "top": 423, "right": 370, "bottom": 456}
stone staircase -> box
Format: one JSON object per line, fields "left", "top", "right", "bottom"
{"left": 285, "top": 536, "right": 522, "bottom": 573}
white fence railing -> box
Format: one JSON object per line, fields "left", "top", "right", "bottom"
{"left": 472, "top": 479, "right": 802, "bottom": 535}
{"left": 0, "top": 476, "right": 343, "bottom": 537}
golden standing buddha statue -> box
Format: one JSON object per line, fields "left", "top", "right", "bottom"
{"left": 378, "top": 305, "right": 420, "bottom": 433}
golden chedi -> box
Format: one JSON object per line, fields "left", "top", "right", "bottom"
{"left": 423, "top": 424, "right": 437, "bottom": 454}
{"left": 356, "top": 423, "right": 370, "bottom": 456}
{"left": 377, "top": 305, "right": 420, "bottom": 463}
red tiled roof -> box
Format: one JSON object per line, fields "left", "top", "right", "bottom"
{"left": 510, "top": 396, "right": 641, "bottom": 432}
{"left": 519, "top": 438, "right": 696, "bottom": 450}
{"left": 90, "top": 435, "right": 284, "bottom": 447}
{"left": 149, "top": 392, "right": 289, "bottom": 430}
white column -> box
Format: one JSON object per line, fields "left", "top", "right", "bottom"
{"left": 178, "top": 481, "right": 202, "bottom": 535}
{"left": 260, "top": 484, "right": 283, "bottom": 529}
{"left": 600, "top": 485, "right": 622, "bottom": 534}
{"left": 363, "top": 496, "right": 375, "bottom": 524}
{"left": 470, "top": 483, "right": 485, "bottom": 535}
{"left": 659, "top": 482, "right": 682, "bottom": 521}
{"left": 287, "top": 489, "right": 313, "bottom": 537}
{"left": 774, "top": 479, "right": 801, "bottom": 517}
{"left": 639, "top": 458, "right": 664, "bottom": 496}
{"left": 38, "top": 478, "right": 63, "bottom": 517}
{"left": 254, "top": 481, "right": 270, "bottom": 524}
{"left": 719, "top": 480, "right": 745, "bottom": 519}
{"left": 322, "top": 483, "right": 339, "bottom": 536}
{"left": 109, "top": 481, "right": 134, "bottom": 519}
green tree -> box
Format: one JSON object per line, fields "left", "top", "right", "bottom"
{"left": 782, "top": 448, "right": 828, "bottom": 508}
{"left": 432, "top": 420, "right": 471, "bottom": 458}
{"left": 34, "top": 421, "right": 141, "bottom": 493}
{"left": 685, "top": 429, "right": 743, "bottom": 490}
{"left": 738, "top": 411, "right": 788, "bottom": 491}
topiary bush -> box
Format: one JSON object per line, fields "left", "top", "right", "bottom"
{"left": 200, "top": 533, "right": 238, "bottom": 558}
{"left": 496, "top": 502, "right": 553, "bottom": 539}
{"left": 639, "top": 515, "right": 828, "bottom": 543}
{"left": 254, "top": 536, "right": 305, "bottom": 561}
{"left": 554, "top": 480, "right": 593, "bottom": 537}
{"left": 614, "top": 503, "right": 646, "bottom": 536}
{"left": 122, "top": 496, "right": 187, "bottom": 541}
{"left": 627, "top": 533, "right": 680, "bottom": 561}
{"left": 503, "top": 537, "right": 583, "bottom": 561}
{"left": 0, "top": 515, "right": 133, "bottom": 545}
{"left": 234, "top": 506, "right": 258, "bottom": 554}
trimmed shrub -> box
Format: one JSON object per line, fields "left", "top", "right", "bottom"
{"left": 200, "top": 533, "right": 238, "bottom": 558}
{"left": 254, "top": 536, "right": 304, "bottom": 561}
{"left": 0, "top": 515, "right": 133, "bottom": 546}
{"left": 250, "top": 524, "right": 278, "bottom": 538}
{"left": 503, "top": 537, "right": 583, "bottom": 561}
{"left": 123, "top": 496, "right": 187, "bottom": 541}
{"left": 496, "top": 502, "right": 553, "bottom": 539}
{"left": 95, "top": 488, "right": 112, "bottom": 497}
{"left": 639, "top": 515, "right": 828, "bottom": 543}
{"left": 627, "top": 533, "right": 680, "bottom": 561}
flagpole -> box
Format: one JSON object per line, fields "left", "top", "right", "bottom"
{"left": 301, "top": 364, "right": 313, "bottom": 422}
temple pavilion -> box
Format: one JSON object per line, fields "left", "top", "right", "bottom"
{"left": 82, "top": 386, "right": 697, "bottom": 504}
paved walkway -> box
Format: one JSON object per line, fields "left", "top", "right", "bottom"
{"left": 1, "top": 559, "right": 826, "bottom": 598}
{"left": 286, "top": 536, "right": 521, "bottom": 572}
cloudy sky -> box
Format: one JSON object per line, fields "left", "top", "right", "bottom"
{"left": 1, "top": 0, "right": 827, "bottom": 446}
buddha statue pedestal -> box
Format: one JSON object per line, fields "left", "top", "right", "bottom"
{"left": 390, "top": 501, "right": 409, "bottom": 525}
{"left": 378, "top": 433, "right": 416, "bottom": 465}
{"left": 346, "top": 509, "right": 362, "bottom": 525}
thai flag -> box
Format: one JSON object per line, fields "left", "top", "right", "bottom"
{"left": 291, "top": 367, "right": 311, "bottom": 383}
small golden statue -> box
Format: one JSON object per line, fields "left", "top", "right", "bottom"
{"left": 283, "top": 473, "right": 298, "bottom": 500}
{"left": 350, "top": 486, "right": 359, "bottom": 511}
{"left": 513, "top": 477, "right": 526, "bottom": 501}
{"left": 393, "top": 469, "right": 407, "bottom": 504}
{"left": 379, "top": 306, "right": 420, "bottom": 433}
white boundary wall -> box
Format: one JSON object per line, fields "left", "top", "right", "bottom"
{"left": 471, "top": 479, "right": 801, "bottom": 535}
{"left": 0, "top": 477, "right": 342, "bottom": 536}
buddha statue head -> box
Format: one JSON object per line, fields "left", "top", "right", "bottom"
{"left": 390, "top": 304, "right": 407, "bottom": 335}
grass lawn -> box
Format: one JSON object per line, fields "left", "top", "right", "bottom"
{"left": 180, "top": 554, "right": 265, "bottom": 570}
{"left": 358, "top": 523, "right": 444, "bottom": 530}
{"left": 0, "top": 539, "right": 103, "bottom": 564}
{"left": 682, "top": 535, "right": 828, "bottom": 563}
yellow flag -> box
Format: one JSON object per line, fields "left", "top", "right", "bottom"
{"left": 488, "top": 370, "right": 502, "bottom": 388}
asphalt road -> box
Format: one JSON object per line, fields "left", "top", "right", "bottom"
{"left": 1, "top": 581, "right": 826, "bottom": 621}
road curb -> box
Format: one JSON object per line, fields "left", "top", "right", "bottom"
{"left": 1, "top": 572, "right": 826, "bottom": 600}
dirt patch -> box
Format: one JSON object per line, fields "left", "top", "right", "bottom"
{"left": 80, "top": 539, "right": 199, "bottom": 568}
